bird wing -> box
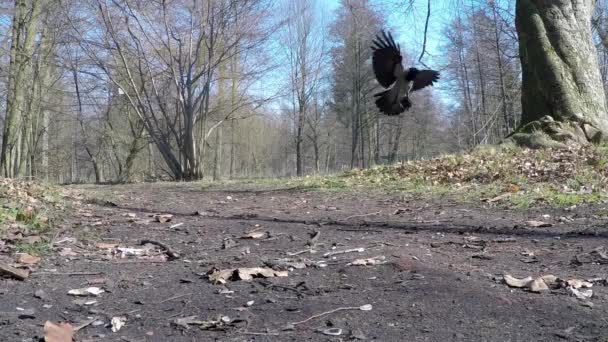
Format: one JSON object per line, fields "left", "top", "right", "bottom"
{"left": 412, "top": 70, "right": 440, "bottom": 91}
{"left": 371, "top": 30, "right": 403, "bottom": 88}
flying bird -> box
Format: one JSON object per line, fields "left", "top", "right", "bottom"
{"left": 371, "top": 30, "right": 440, "bottom": 115}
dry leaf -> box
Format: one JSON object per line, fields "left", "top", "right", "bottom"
{"left": 237, "top": 267, "right": 288, "bottom": 280}
{"left": 43, "top": 321, "right": 74, "bottom": 342}
{"left": 241, "top": 231, "right": 268, "bottom": 239}
{"left": 528, "top": 278, "right": 549, "bottom": 292}
{"left": 68, "top": 287, "right": 104, "bottom": 297}
{"left": 154, "top": 214, "right": 173, "bottom": 223}
{"left": 568, "top": 287, "right": 593, "bottom": 300}
{"left": 58, "top": 248, "right": 77, "bottom": 257}
{"left": 111, "top": 316, "right": 126, "bottom": 332}
{"left": 348, "top": 256, "right": 386, "bottom": 266}
{"left": 566, "top": 279, "right": 593, "bottom": 289}
{"left": 503, "top": 274, "right": 533, "bottom": 288}
{"left": 18, "top": 253, "right": 41, "bottom": 265}
{"left": 525, "top": 220, "right": 552, "bottom": 228}
{"left": 208, "top": 267, "right": 288, "bottom": 284}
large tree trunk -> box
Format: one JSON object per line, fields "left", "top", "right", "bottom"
{"left": 511, "top": 0, "right": 608, "bottom": 147}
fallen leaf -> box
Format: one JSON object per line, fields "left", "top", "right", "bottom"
{"left": 58, "top": 248, "right": 77, "bottom": 257}
{"left": 265, "top": 258, "right": 307, "bottom": 270}
{"left": 525, "top": 220, "right": 552, "bottom": 228}
{"left": 322, "top": 328, "right": 342, "bottom": 336}
{"left": 154, "top": 214, "right": 173, "bottom": 223}
{"left": 528, "top": 277, "right": 549, "bottom": 293}
{"left": 111, "top": 316, "right": 126, "bottom": 332}
{"left": 241, "top": 231, "right": 268, "bottom": 239}
{"left": 172, "top": 315, "right": 231, "bottom": 330}
{"left": 348, "top": 256, "right": 386, "bottom": 266}
{"left": 568, "top": 287, "right": 593, "bottom": 300}
{"left": 504, "top": 274, "right": 533, "bottom": 288}
{"left": 237, "top": 267, "right": 288, "bottom": 281}
{"left": 18, "top": 253, "right": 41, "bottom": 265}
{"left": 114, "top": 247, "right": 150, "bottom": 258}
{"left": 43, "top": 321, "right": 74, "bottom": 342}
{"left": 67, "top": 287, "right": 104, "bottom": 297}
{"left": 208, "top": 267, "right": 288, "bottom": 284}
{"left": 566, "top": 279, "right": 593, "bottom": 289}
{"left": 0, "top": 262, "right": 29, "bottom": 280}
{"left": 359, "top": 304, "right": 373, "bottom": 311}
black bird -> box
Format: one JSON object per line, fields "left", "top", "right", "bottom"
{"left": 371, "top": 30, "right": 440, "bottom": 115}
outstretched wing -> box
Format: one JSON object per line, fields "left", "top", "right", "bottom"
{"left": 412, "top": 70, "right": 440, "bottom": 91}
{"left": 371, "top": 30, "right": 403, "bottom": 88}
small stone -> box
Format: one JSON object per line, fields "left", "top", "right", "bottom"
{"left": 17, "top": 309, "right": 35, "bottom": 319}
{"left": 34, "top": 290, "right": 48, "bottom": 300}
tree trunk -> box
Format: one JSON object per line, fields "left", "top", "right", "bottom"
{"left": 511, "top": 0, "right": 608, "bottom": 147}
{"left": 1, "top": 0, "right": 42, "bottom": 178}
{"left": 213, "top": 123, "right": 222, "bottom": 180}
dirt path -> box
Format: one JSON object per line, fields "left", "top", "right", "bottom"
{"left": 2, "top": 183, "right": 608, "bottom": 341}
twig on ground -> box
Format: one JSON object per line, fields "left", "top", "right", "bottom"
{"left": 287, "top": 249, "right": 314, "bottom": 256}
{"left": 156, "top": 292, "right": 192, "bottom": 305}
{"left": 74, "top": 319, "right": 96, "bottom": 331}
{"left": 139, "top": 239, "right": 180, "bottom": 260}
{"left": 323, "top": 248, "right": 365, "bottom": 258}
{"left": 291, "top": 306, "right": 364, "bottom": 326}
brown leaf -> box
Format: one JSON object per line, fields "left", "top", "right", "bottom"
{"left": 43, "top": 321, "right": 74, "bottom": 342}
{"left": 18, "top": 253, "right": 41, "bottom": 265}
{"left": 0, "top": 262, "right": 29, "bottom": 280}
{"left": 154, "top": 214, "right": 173, "bottom": 223}
{"left": 208, "top": 267, "right": 288, "bottom": 284}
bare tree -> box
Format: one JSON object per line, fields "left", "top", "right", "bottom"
{"left": 280, "top": 0, "right": 327, "bottom": 176}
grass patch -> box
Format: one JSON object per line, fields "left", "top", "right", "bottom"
{"left": 15, "top": 241, "right": 50, "bottom": 256}
{"left": 207, "top": 145, "right": 608, "bottom": 209}
{"left": 0, "top": 178, "right": 65, "bottom": 256}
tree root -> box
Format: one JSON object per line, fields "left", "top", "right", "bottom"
{"left": 504, "top": 115, "right": 605, "bottom": 149}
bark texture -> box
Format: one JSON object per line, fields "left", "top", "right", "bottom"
{"left": 512, "top": 0, "right": 608, "bottom": 147}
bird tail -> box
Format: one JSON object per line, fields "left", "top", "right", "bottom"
{"left": 374, "top": 90, "right": 408, "bottom": 116}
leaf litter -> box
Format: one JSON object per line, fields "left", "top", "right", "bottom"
{"left": 503, "top": 274, "right": 595, "bottom": 305}
{"left": 207, "top": 267, "right": 288, "bottom": 284}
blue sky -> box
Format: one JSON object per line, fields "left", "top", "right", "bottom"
{"left": 316, "top": 0, "right": 456, "bottom": 68}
